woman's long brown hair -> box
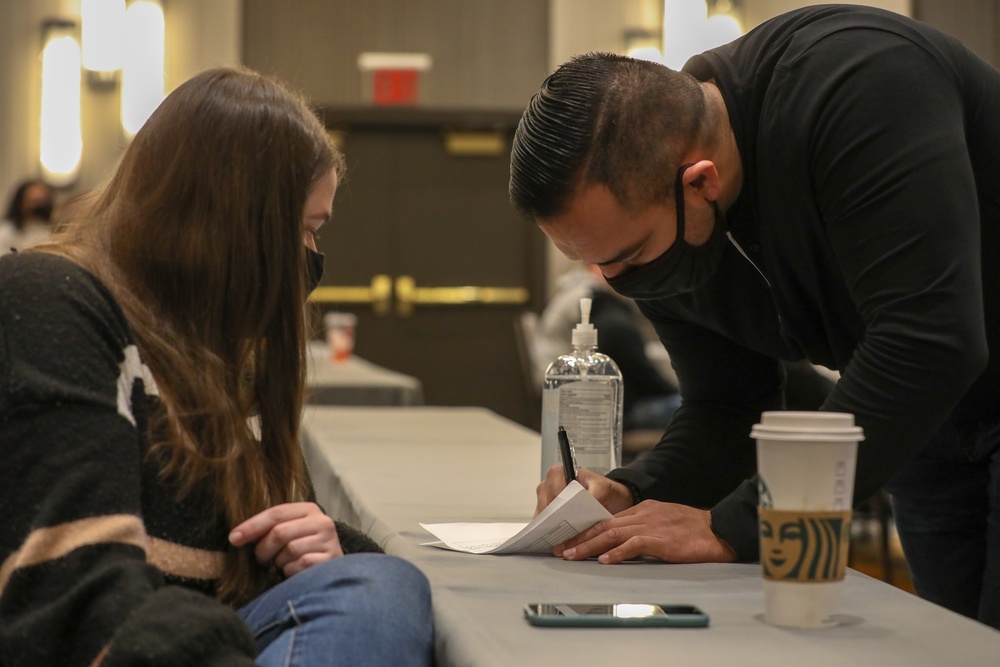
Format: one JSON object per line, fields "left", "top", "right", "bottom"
{"left": 40, "top": 67, "right": 342, "bottom": 605}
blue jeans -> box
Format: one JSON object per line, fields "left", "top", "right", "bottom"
{"left": 884, "top": 416, "right": 1000, "bottom": 629}
{"left": 238, "top": 554, "right": 434, "bottom": 667}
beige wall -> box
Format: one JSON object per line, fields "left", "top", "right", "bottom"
{"left": 914, "top": 0, "right": 1000, "bottom": 66}
{"left": 242, "top": 0, "right": 548, "bottom": 110}
{"left": 550, "top": 0, "right": 663, "bottom": 70}
{"left": 0, "top": 1, "right": 56, "bottom": 207}
{"left": 744, "top": 0, "right": 911, "bottom": 29}
{"left": 0, "top": 0, "right": 242, "bottom": 207}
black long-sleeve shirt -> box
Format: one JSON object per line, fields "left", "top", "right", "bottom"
{"left": 588, "top": 290, "right": 677, "bottom": 416}
{"left": 606, "top": 5, "right": 1000, "bottom": 560}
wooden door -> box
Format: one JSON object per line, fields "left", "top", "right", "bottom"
{"left": 311, "top": 108, "right": 547, "bottom": 427}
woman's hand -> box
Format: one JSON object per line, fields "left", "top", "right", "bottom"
{"left": 229, "top": 502, "right": 343, "bottom": 577}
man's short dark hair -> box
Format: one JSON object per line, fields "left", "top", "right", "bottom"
{"left": 509, "top": 52, "right": 706, "bottom": 221}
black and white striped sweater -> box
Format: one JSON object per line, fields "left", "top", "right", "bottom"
{"left": 0, "top": 252, "right": 259, "bottom": 666}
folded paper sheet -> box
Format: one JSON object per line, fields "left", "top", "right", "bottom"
{"left": 420, "top": 481, "right": 613, "bottom": 554}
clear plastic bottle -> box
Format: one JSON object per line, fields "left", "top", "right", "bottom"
{"left": 540, "top": 297, "right": 623, "bottom": 479}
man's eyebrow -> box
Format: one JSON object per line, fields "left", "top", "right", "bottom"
{"left": 595, "top": 238, "right": 645, "bottom": 267}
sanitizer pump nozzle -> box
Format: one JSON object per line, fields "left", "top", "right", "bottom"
{"left": 572, "top": 298, "right": 598, "bottom": 349}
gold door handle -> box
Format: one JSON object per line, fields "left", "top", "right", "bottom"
{"left": 309, "top": 274, "right": 393, "bottom": 315}
{"left": 395, "top": 275, "right": 528, "bottom": 317}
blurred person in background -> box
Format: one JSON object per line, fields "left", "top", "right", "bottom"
{"left": 1, "top": 178, "right": 56, "bottom": 253}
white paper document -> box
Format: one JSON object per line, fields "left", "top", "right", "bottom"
{"left": 420, "top": 481, "right": 612, "bottom": 554}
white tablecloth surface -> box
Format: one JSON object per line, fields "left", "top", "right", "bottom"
{"left": 301, "top": 405, "right": 1000, "bottom": 666}
{"left": 306, "top": 341, "right": 423, "bottom": 406}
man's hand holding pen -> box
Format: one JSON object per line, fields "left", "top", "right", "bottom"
{"left": 534, "top": 466, "right": 633, "bottom": 517}
{"left": 536, "top": 427, "right": 736, "bottom": 565}
{"left": 536, "top": 427, "right": 633, "bottom": 517}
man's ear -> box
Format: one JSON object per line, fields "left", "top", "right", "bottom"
{"left": 682, "top": 160, "right": 721, "bottom": 202}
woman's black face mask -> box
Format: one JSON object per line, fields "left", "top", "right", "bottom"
{"left": 306, "top": 247, "right": 325, "bottom": 295}
{"left": 604, "top": 165, "right": 729, "bottom": 301}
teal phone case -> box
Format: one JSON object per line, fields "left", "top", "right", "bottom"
{"left": 523, "top": 603, "right": 709, "bottom": 628}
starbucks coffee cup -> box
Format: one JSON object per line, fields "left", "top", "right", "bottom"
{"left": 751, "top": 411, "right": 864, "bottom": 628}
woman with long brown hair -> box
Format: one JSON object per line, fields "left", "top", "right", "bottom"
{"left": 0, "top": 67, "right": 433, "bottom": 666}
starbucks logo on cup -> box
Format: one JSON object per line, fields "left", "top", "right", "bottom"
{"left": 758, "top": 508, "right": 851, "bottom": 583}
{"left": 758, "top": 477, "right": 774, "bottom": 509}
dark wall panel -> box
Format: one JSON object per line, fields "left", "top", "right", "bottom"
{"left": 243, "top": 0, "right": 550, "bottom": 109}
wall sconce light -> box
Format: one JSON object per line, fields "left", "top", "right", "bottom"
{"left": 121, "top": 0, "right": 165, "bottom": 136}
{"left": 624, "top": 28, "right": 664, "bottom": 63}
{"left": 662, "top": 0, "right": 743, "bottom": 70}
{"left": 705, "top": 0, "right": 743, "bottom": 47}
{"left": 662, "top": 0, "right": 709, "bottom": 69}
{"left": 40, "top": 19, "right": 83, "bottom": 188}
{"left": 82, "top": 0, "right": 126, "bottom": 88}
{"left": 38, "top": 1, "right": 165, "bottom": 186}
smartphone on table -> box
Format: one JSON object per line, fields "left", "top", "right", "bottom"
{"left": 524, "top": 602, "right": 709, "bottom": 628}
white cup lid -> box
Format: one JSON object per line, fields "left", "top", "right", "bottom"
{"left": 751, "top": 411, "right": 864, "bottom": 442}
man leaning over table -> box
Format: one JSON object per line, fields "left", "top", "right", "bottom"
{"left": 509, "top": 5, "right": 1000, "bottom": 629}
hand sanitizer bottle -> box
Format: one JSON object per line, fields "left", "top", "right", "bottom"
{"left": 540, "top": 297, "right": 623, "bottom": 479}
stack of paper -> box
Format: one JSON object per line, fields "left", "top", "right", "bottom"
{"left": 421, "top": 481, "right": 612, "bottom": 554}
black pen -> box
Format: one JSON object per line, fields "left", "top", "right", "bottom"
{"left": 557, "top": 426, "right": 577, "bottom": 484}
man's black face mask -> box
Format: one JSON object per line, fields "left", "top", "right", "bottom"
{"left": 604, "top": 165, "right": 729, "bottom": 301}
